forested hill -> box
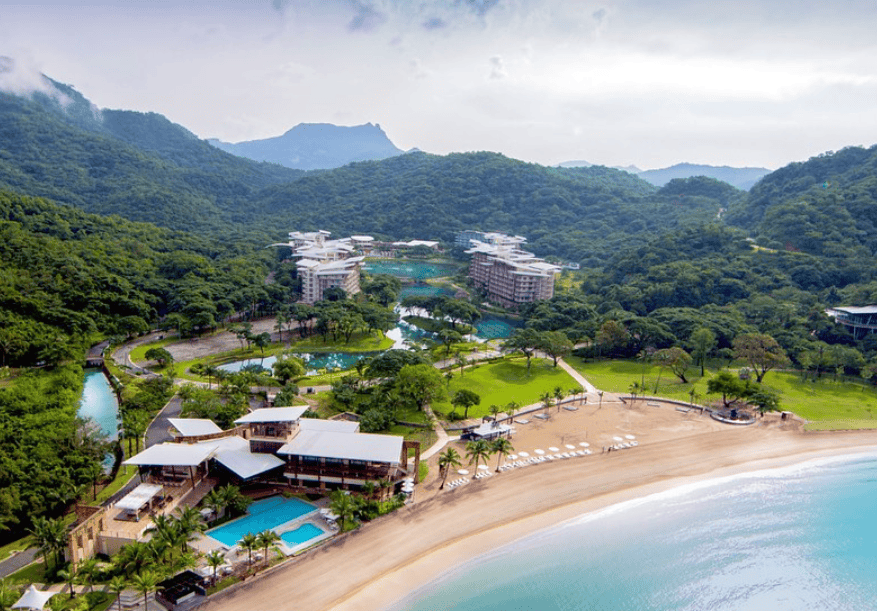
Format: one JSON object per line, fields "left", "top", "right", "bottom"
{"left": 253, "top": 152, "right": 732, "bottom": 265}
{"left": 0, "top": 88, "right": 300, "bottom": 239}
{"left": 725, "top": 145, "right": 877, "bottom": 260}
{"left": 0, "top": 190, "right": 278, "bottom": 367}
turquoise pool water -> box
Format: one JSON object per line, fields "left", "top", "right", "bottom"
{"left": 206, "top": 496, "right": 316, "bottom": 547}
{"left": 474, "top": 315, "right": 520, "bottom": 340}
{"left": 280, "top": 523, "right": 326, "bottom": 546}
{"left": 397, "top": 285, "right": 455, "bottom": 300}
{"left": 364, "top": 260, "right": 459, "bottom": 280}
{"left": 218, "top": 352, "right": 375, "bottom": 375}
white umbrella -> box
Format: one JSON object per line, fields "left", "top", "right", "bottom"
{"left": 549, "top": 446, "right": 560, "bottom": 452}
{"left": 518, "top": 451, "right": 530, "bottom": 457}
{"left": 457, "top": 469, "right": 469, "bottom": 475}
{"left": 579, "top": 442, "right": 590, "bottom": 447}
{"left": 508, "top": 454, "right": 519, "bottom": 460}
{"left": 477, "top": 464, "right": 489, "bottom": 470}
{"left": 534, "top": 449, "right": 545, "bottom": 455}
{"left": 613, "top": 436, "right": 624, "bottom": 442}
{"left": 625, "top": 434, "right": 636, "bottom": 440}
{"left": 565, "top": 444, "right": 576, "bottom": 450}
{"left": 13, "top": 586, "right": 57, "bottom": 610}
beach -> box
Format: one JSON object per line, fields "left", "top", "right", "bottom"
{"left": 200, "top": 400, "right": 877, "bottom": 611}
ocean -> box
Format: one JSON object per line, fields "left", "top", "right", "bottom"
{"left": 390, "top": 452, "right": 877, "bottom": 611}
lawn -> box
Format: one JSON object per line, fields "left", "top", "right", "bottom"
{"left": 432, "top": 357, "right": 578, "bottom": 419}
{"left": 566, "top": 357, "right": 877, "bottom": 431}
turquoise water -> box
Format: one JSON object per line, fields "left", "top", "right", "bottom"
{"left": 391, "top": 453, "right": 877, "bottom": 611}
{"left": 219, "top": 352, "right": 373, "bottom": 375}
{"left": 365, "top": 260, "right": 459, "bottom": 280}
{"left": 280, "top": 523, "right": 326, "bottom": 546}
{"left": 474, "top": 315, "right": 520, "bottom": 340}
{"left": 398, "top": 285, "right": 455, "bottom": 300}
{"left": 207, "top": 496, "right": 316, "bottom": 547}
{"left": 78, "top": 370, "right": 119, "bottom": 440}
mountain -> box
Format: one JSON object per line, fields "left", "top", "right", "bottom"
{"left": 637, "top": 163, "right": 771, "bottom": 191}
{"left": 208, "top": 122, "right": 404, "bottom": 170}
{"left": 557, "top": 160, "right": 642, "bottom": 173}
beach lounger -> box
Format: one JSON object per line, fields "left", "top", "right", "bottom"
{"left": 647, "top": 402, "right": 660, "bottom": 407}
{"left": 534, "top": 413, "right": 549, "bottom": 420}
{"left": 515, "top": 419, "right": 530, "bottom": 424}
{"left": 676, "top": 407, "right": 691, "bottom": 413}
{"left": 563, "top": 405, "right": 579, "bottom": 411}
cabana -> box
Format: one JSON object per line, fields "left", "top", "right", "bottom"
{"left": 115, "top": 483, "right": 164, "bottom": 521}
{"left": 124, "top": 443, "right": 215, "bottom": 487}
{"left": 13, "top": 586, "right": 57, "bottom": 610}
{"left": 461, "top": 421, "right": 514, "bottom": 442}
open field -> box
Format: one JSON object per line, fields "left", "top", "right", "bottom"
{"left": 566, "top": 357, "right": 877, "bottom": 430}
{"left": 432, "top": 357, "right": 577, "bottom": 419}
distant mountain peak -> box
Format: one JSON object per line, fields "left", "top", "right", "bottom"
{"left": 210, "top": 122, "right": 405, "bottom": 170}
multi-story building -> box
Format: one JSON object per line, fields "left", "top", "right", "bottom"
{"left": 465, "top": 237, "right": 559, "bottom": 307}
{"left": 826, "top": 306, "right": 877, "bottom": 339}
{"left": 272, "top": 230, "right": 368, "bottom": 303}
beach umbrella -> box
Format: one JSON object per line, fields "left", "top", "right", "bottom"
{"left": 549, "top": 446, "right": 560, "bottom": 452}
{"left": 534, "top": 449, "right": 545, "bottom": 455}
{"left": 625, "top": 435, "right": 636, "bottom": 440}
{"left": 13, "top": 586, "right": 57, "bottom": 610}
{"left": 457, "top": 469, "right": 469, "bottom": 475}
{"left": 613, "top": 436, "right": 623, "bottom": 442}
{"left": 579, "top": 442, "right": 590, "bottom": 447}
{"left": 518, "top": 452, "right": 530, "bottom": 458}
{"left": 565, "top": 444, "right": 576, "bottom": 450}
{"left": 477, "top": 465, "right": 489, "bottom": 470}
{"left": 509, "top": 454, "right": 518, "bottom": 460}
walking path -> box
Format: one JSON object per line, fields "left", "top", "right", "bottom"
{"left": 419, "top": 406, "right": 451, "bottom": 461}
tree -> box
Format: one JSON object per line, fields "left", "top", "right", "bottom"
{"left": 205, "top": 550, "right": 224, "bottom": 585}
{"left": 394, "top": 364, "right": 446, "bottom": 411}
{"left": 130, "top": 571, "right": 159, "bottom": 611}
{"left": 438, "top": 448, "right": 462, "bottom": 489}
{"left": 465, "top": 439, "right": 491, "bottom": 471}
{"left": 652, "top": 347, "right": 693, "bottom": 384}
{"left": 540, "top": 391, "right": 553, "bottom": 415}
{"left": 253, "top": 332, "right": 271, "bottom": 357}
{"left": 491, "top": 437, "right": 514, "bottom": 471}
{"left": 451, "top": 389, "right": 480, "bottom": 419}
{"left": 256, "top": 530, "right": 280, "bottom": 566}
{"left": 107, "top": 575, "right": 128, "bottom": 611}
{"left": 454, "top": 351, "right": 468, "bottom": 377}
{"left": 329, "top": 491, "right": 357, "bottom": 531}
{"left": 272, "top": 356, "right": 305, "bottom": 385}
{"left": 553, "top": 386, "right": 566, "bottom": 412}
{"left": 144, "top": 347, "right": 172, "bottom": 368}
{"left": 595, "top": 320, "right": 630, "bottom": 357}
{"left": 733, "top": 333, "right": 789, "bottom": 383}
{"left": 688, "top": 327, "right": 716, "bottom": 376}
{"left": 706, "top": 371, "right": 749, "bottom": 407}
{"left": 747, "top": 386, "right": 781, "bottom": 416}
{"left": 539, "top": 331, "right": 573, "bottom": 367}
{"left": 239, "top": 533, "right": 259, "bottom": 567}
{"left": 438, "top": 329, "right": 463, "bottom": 357}
{"left": 502, "top": 328, "right": 543, "bottom": 374}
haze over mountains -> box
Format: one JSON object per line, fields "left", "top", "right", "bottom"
{"left": 557, "top": 160, "right": 771, "bottom": 191}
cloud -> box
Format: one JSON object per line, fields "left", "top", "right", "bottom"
{"left": 0, "top": 54, "right": 70, "bottom": 106}
{"left": 422, "top": 17, "right": 447, "bottom": 30}
{"left": 347, "top": 1, "right": 387, "bottom": 32}
{"left": 489, "top": 55, "right": 507, "bottom": 79}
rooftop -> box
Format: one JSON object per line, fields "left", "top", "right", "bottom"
{"left": 168, "top": 418, "right": 223, "bottom": 437}
{"left": 278, "top": 430, "right": 404, "bottom": 465}
{"left": 235, "top": 406, "right": 309, "bottom": 424}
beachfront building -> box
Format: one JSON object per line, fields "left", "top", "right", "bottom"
{"left": 271, "top": 230, "right": 368, "bottom": 303}
{"left": 826, "top": 305, "right": 877, "bottom": 339}
{"left": 465, "top": 236, "right": 560, "bottom": 307}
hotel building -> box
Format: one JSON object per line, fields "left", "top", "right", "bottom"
{"left": 464, "top": 235, "right": 560, "bottom": 307}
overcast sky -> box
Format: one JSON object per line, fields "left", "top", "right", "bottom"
{"left": 3, "top": 0, "right": 877, "bottom": 170}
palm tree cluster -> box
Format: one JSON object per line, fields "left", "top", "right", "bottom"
{"left": 28, "top": 516, "right": 69, "bottom": 576}
{"left": 201, "top": 485, "right": 251, "bottom": 522}
{"left": 438, "top": 437, "right": 516, "bottom": 489}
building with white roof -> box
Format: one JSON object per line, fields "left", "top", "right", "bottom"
{"left": 272, "top": 230, "right": 370, "bottom": 303}
{"left": 464, "top": 235, "right": 560, "bottom": 307}
{"left": 826, "top": 305, "right": 877, "bottom": 339}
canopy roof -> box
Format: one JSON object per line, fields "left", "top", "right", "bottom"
{"left": 13, "top": 586, "right": 57, "bottom": 610}
{"left": 115, "top": 483, "right": 163, "bottom": 510}
{"left": 168, "top": 418, "right": 223, "bottom": 437}
{"left": 471, "top": 422, "right": 513, "bottom": 438}
{"left": 214, "top": 449, "right": 284, "bottom": 479}
{"left": 299, "top": 418, "right": 359, "bottom": 434}
{"left": 235, "top": 406, "right": 308, "bottom": 424}
{"left": 124, "top": 443, "right": 215, "bottom": 467}
{"left": 278, "top": 430, "right": 403, "bottom": 465}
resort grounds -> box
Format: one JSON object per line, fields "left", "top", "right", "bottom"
{"left": 201, "top": 395, "right": 877, "bottom": 611}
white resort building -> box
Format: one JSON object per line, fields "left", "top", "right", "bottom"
{"left": 464, "top": 233, "right": 560, "bottom": 307}
{"left": 272, "top": 230, "right": 369, "bottom": 303}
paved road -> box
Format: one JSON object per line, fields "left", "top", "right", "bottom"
{"left": 0, "top": 548, "right": 38, "bottom": 578}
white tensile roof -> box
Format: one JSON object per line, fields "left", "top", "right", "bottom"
{"left": 278, "top": 430, "right": 403, "bottom": 465}
{"left": 168, "top": 418, "right": 223, "bottom": 437}
{"left": 234, "top": 406, "right": 308, "bottom": 424}
{"left": 115, "top": 483, "right": 164, "bottom": 510}
{"left": 214, "top": 449, "right": 284, "bottom": 479}
{"left": 124, "top": 443, "right": 216, "bottom": 467}
{"left": 13, "top": 585, "right": 57, "bottom": 610}
{"left": 471, "top": 422, "right": 513, "bottom": 437}
{"left": 299, "top": 418, "right": 360, "bottom": 434}
{"left": 829, "top": 305, "right": 877, "bottom": 315}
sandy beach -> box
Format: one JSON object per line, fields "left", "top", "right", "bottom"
{"left": 200, "top": 399, "right": 877, "bottom": 611}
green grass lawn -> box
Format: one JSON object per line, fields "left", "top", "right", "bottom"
{"left": 566, "top": 357, "right": 877, "bottom": 430}
{"left": 432, "top": 357, "right": 578, "bottom": 419}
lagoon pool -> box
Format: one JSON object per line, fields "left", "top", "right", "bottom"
{"left": 280, "top": 523, "right": 326, "bottom": 547}
{"left": 218, "top": 352, "right": 374, "bottom": 375}
{"left": 206, "top": 496, "right": 317, "bottom": 547}
{"left": 364, "top": 260, "right": 459, "bottom": 280}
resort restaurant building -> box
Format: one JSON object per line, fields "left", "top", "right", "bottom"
{"left": 826, "top": 305, "right": 877, "bottom": 339}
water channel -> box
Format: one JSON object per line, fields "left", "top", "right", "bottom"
{"left": 78, "top": 369, "right": 120, "bottom": 469}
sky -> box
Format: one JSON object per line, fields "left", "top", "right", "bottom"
{"left": 2, "top": 0, "right": 877, "bottom": 170}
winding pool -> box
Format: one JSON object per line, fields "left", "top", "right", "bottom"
{"left": 364, "top": 260, "right": 460, "bottom": 280}
{"left": 78, "top": 369, "right": 119, "bottom": 440}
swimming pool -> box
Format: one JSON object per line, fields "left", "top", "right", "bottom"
{"left": 280, "top": 523, "right": 326, "bottom": 546}
{"left": 206, "top": 496, "right": 317, "bottom": 547}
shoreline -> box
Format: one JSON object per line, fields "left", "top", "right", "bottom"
{"left": 201, "top": 426, "right": 877, "bottom": 611}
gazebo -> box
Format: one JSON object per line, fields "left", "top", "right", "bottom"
{"left": 12, "top": 585, "right": 57, "bottom": 610}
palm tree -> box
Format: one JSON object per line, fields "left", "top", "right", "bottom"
{"left": 361, "top": 481, "right": 377, "bottom": 501}
{"left": 553, "top": 386, "right": 566, "bottom": 412}
{"left": 488, "top": 404, "right": 502, "bottom": 424}
{"left": 628, "top": 381, "right": 640, "bottom": 406}
{"left": 540, "top": 392, "right": 553, "bottom": 416}
{"left": 130, "top": 570, "right": 159, "bottom": 611}
{"left": 329, "top": 491, "right": 357, "bottom": 531}
{"left": 505, "top": 401, "right": 520, "bottom": 417}
{"left": 465, "top": 440, "right": 491, "bottom": 471}
{"left": 28, "top": 517, "right": 54, "bottom": 571}
{"left": 568, "top": 387, "right": 580, "bottom": 405}
{"left": 455, "top": 352, "right": 468, "bottom": 377}
{"left": 174, "top": 506, "right": 205, "bottom": 552}
{"left": 75, "top": 558, "right": 98, "bottom": 593}
{"left": 491, "top": 437, "right": 515, "bottom": 471}
{"left": 202, "top": 489, "right": 224, "bottom": 520}
{"left": 0, "top": 578, "right": 19, "bottom": 611}
{"left": 255, "top": 530, "right": 280, "bottom": 567}
{"left": 205, "top": 550, "right": 224, "bottom": 586}
{"left": 437, "top": 448, "right": 463, "bottom": 489}
{"left": 115, "top": 541, "right": 153, "bottom": 577}
{"left": 107, "top": 575, "right": 128, "bottom": 611}
{"left": 239, "top": 533, "right": 259, "bottom": 567}
{"left": 58, "top": 567, "right": 76, "bottom": 599}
